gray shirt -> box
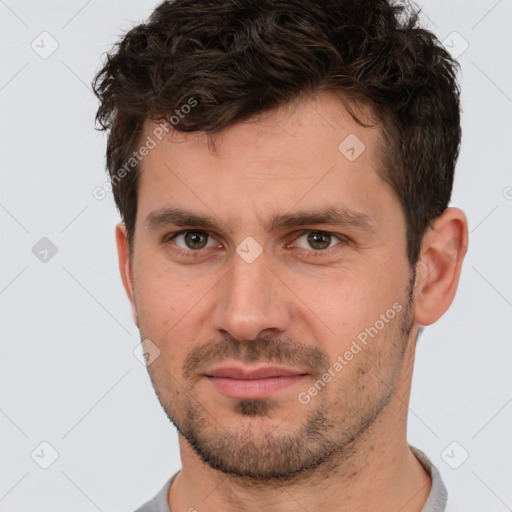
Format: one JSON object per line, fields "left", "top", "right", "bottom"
{"left": 134, "top": 446, "right": 447, "bottom": 512}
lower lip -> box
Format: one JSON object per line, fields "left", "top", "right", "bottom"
{"left": 206, "top": 375, "right": 307, "bottom": 399}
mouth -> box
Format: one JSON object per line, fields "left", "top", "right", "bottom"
{"left": 204, "top": 365, "right": 309, "bottom": 399}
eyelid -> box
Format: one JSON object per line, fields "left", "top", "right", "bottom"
{"left": 165, "top": 229, "right": 220, "bottom": 252}
{"left": 287, "top": 230, "right": 347, "bottom": 253}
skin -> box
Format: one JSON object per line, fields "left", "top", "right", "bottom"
{"left": 116, "top": 91, "right": 468, "bottom": 511}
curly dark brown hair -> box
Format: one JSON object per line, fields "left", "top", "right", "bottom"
{"left": 92, "top": 0, "right": 461, "bottom": 266}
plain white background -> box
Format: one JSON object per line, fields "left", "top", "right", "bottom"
{"left": 0, "top": 1, "right": 511, "bottom": 511}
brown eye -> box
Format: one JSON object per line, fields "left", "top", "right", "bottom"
{"left": 184, "top": 231, "right": 208, "bottom": 249}
{"left": 307, "top": 231, "right": 332, "bottom": 250}
{"left": 291, "top": 230, "right": 345, "bottom": 255}
{"left": 170, "top": 230, "right": 214, "bottom": 250}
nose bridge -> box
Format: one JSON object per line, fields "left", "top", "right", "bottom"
{"left": 212, "top": 247, "right": 290, "bottom": 340}
{"left": 232, "top": 250, "right": 270, "bottom": 306}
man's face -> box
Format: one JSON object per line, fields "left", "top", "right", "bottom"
{"left": 122, "top": 91, "right": 417, "bottom": 481}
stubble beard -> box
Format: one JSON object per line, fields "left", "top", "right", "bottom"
{"left": 146, "top": 273, "right": 416, "bottom": 485}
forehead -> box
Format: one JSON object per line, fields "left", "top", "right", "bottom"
{"left": 146, "top": 91, "right": 383, "bottom": 164}
{"left": 135, "top": 91, "right": 397, "bottom": 231}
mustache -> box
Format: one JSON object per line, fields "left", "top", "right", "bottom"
{"left": 182, "top": 336, "right": 329, "bottom": 381}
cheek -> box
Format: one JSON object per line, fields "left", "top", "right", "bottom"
{"left": 133, "top": 261, "right": 218, "bottom": 363}
{"left": 136, "top": 276, "right": 177, "bottom": 324}
{"left": 298, "top": 270, "right": 377, "bottom": 320}
{"left": 134, "top": 257, "right": 195, "bottom": 316}
{"left": 300, "top": 267, "right": 403, "bottom": 350}
{"left": 133, "top": 266, "right": 188, "bottom": 360}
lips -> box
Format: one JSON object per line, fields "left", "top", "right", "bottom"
{"left": 205, "top": 365, "right": 307, "bottom": 379}
{"left": 204, "top": 365, "right": 308, "bottom": 399}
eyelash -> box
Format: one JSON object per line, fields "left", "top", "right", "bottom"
{"left": 163, "top": 230, "right": 348, "bottom": 259}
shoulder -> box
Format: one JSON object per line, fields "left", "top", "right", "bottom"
{"left": 132, "top": 470, "right": 181, "bottom": 512}
{"left": 410, "top": 446, "right": 448, "bottom": 512}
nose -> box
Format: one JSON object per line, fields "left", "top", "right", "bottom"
{"left": 210, "top": 247, "right": 292, "bottom": 342}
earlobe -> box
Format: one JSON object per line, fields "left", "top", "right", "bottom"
{"left": 115, "top": 222, "right": 139, "bottom": 327}
{"left": 413, "top": 208, "right": 468, "bottom": 326}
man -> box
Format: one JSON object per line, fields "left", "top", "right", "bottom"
{"left": 93, "top": 0, "right": 468, "bottom": 510}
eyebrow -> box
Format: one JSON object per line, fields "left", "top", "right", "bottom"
{"left": 144, "top": 206, "right": 375, "bottom": 233}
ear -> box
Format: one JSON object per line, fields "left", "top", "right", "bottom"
{"left": 414, "top": 207, "right": 468, "bottom": 326}
{"left": 115, "top": 222, "right": 139, "bottom": 327}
